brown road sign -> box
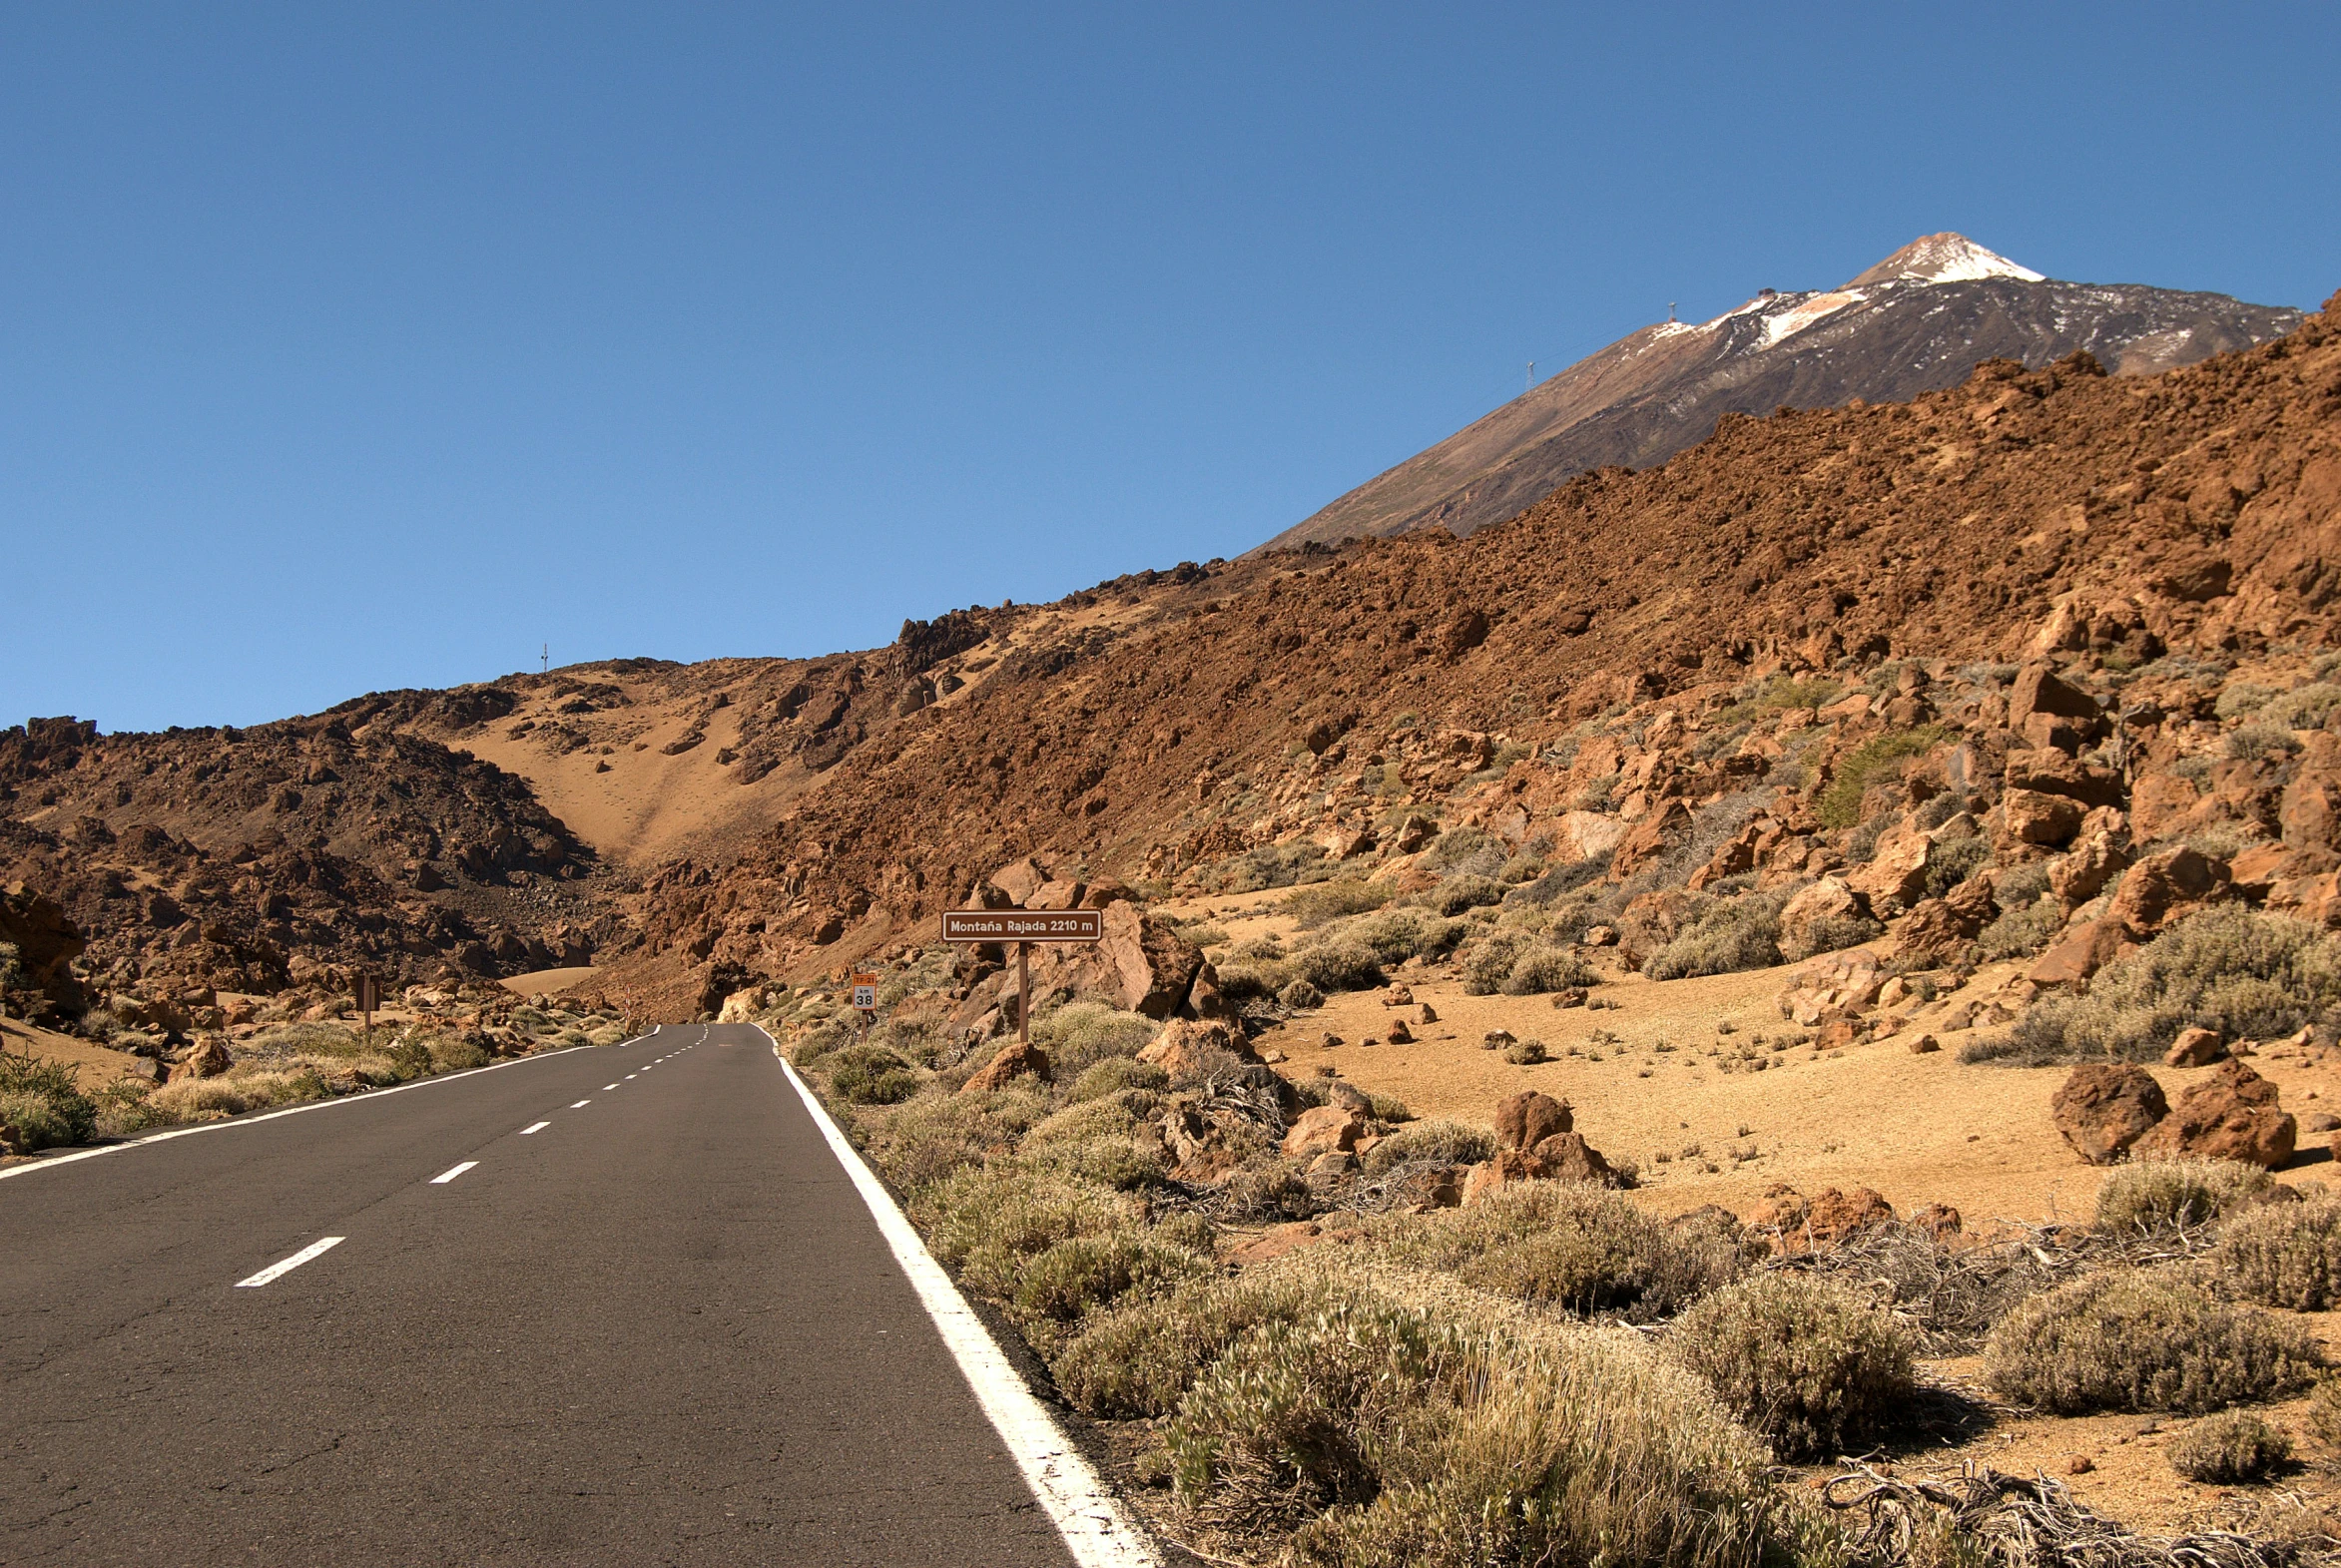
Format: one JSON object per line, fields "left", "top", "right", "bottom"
{"left": 939, "top": 909, "right": 1103, "bottom": 944}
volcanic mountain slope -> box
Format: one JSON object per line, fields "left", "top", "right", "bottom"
{"left": 623, "top": 288, "right": 2341, "bottom": 996}
{"left": 0, "top": 712, "right": 613, "bottom": 1000}
{"left": 1263, "top": 235, "right": 2306, "bottom": 551}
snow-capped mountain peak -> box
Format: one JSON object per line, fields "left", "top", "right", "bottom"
{"left": 1846, "top": 233, "right": 2046, "bottom": 288}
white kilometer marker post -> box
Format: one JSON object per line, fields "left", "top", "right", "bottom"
{"left": 236, "top": 1237, "right": 344, "bottom": 1288}
{"left": 429, "top": 1162, "right": 478, "bottom": 1185}
{"left": 519, "top": 1121, "right": 551, "bottom": 1135}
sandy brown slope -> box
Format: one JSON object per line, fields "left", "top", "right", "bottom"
{"left": 627, "top": 290, "right": 2341, "bottom": 993}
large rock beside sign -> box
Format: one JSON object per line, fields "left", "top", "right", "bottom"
{"left": 1023, "top": 902, "right": 1208, "bottom": 1019}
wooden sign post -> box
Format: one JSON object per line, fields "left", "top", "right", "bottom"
{"left": 939, "top": 908, "right": 1104, "bottom": 1049}
{"left": 354, "top": 974, "right": 380, "bottom": 1038}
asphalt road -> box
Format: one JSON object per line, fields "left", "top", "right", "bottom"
{"left": 0, "top": 1024, "right": 1086, "bottom": 1566}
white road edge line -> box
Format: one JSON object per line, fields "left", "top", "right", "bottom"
{"left": 430, "top": 1161, "right": 479, "bottom": 1184}
{"left": 765, "top": 1028, "right": 1160, "bottom": 1568}
{"left": 519, "top": 1121, "right": 551, "bottom": 1135}
{"left": 236, "top": 1236, "right": 344, "bottom": 1288}
{"left": 0, "top": 1038, "right": 633, "bottom": 1186}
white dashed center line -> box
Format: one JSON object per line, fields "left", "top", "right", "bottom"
{"left": 430, "top": 1161, "right": 478, "bottom": 1185}
{"left": 570, "top": 1100, "right": 591, "bottom": 1109}
{"left": 520, "top": 1121, "right": 551, "bottom": 1135}
{"left": 625, "top": 1075, "right": 637, "bottom": 1080}
{"left": 236, "top": 1237, "right": 344, "bottom": 1288}
{"left": 604, "top": 1084, "right": 619, "bottom": 1090}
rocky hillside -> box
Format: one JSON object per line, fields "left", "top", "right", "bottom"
{"left": 625, "top": 287, "right": 2341, "bottom": 1004}
{"left": 1263, "top": 235, "right": 2305, "bottom": 551}
{"left": 0, "top": 712, "right": 614, "bottom": 1001}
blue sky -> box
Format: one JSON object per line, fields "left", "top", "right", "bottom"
{"left": 5, "top": 3, "right": 2336, "bottom": 732}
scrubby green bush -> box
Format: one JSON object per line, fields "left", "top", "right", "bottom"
{"left": 1784, "top": 911, "right": 1886, "bottom": 961}
{"left": 1218, "top": 1159, "right": 1321, "bottom": 1223}
{"left": 866, "top": 1087, "right": 1048, "bottom": 1191}
{"left": 2307, "top": 1376, "right": 2341, "bottom": 1448}
{"left": 823, "top": 1042, "right": 920, "bottom": 1104}
{"left": 1378, "top": 1184, "right": 1738, "bottom": 1320}
{"left": 1208, "top": 961, "right": 1286, "bottom": 1001}
{"left": 1504, "top": 946, "right": 1596, "bottom": 995}
{"left": 2215, "top": 1195, "right": 2341, "bottom": 1309}
{"left": 1923, "top": 834, "right": 1991, "bottom": 899}
{"left": 1020, "top": 1092, "right": 1167, "bottom": 1191}
{"left": 1461, "top": 930, "right": 1532, "bottom": 994}
{"left": 424, "top": 1032, "right": 492, "bottom": 1073}
{"left": 1498, "top": 853, "right": 1545, "bottom": 883}
{"left": 1669, "top": 1274, "right": 1916, "bottom": 1459}
{"left": 1053, "top": 1272, "right": 1343, "bottom": 1418}
{"left": 1427, "top": 825, "right": 1500, "bottom": 872}
{"left": 0, "top": 1048, "right": 98, "bottom": 1150}
{"left": 1984, "top": 1271, "right": 2320, "bottom": 1413}
{"left": 1287, "top": 879, "right": 1395, "bottom": 929}
{"left": 1816, "top": 727, "right": 1950, "bottom": 829}
{"left": 1977, "top": 896, "right": 2061, "bottom": 961}
{"left": 2013, "top": 907, "right": 2341, "bottom": 1063}
{"left": 1279, "top": 978, "right": 1325, "bottom": 1009}
{"left": 1644, "top": 893, "right": 1787, "bottom": 980}
{"left": 1067, "top": 1057, "right": 1167, "bottom": 1102}
{"left": 1010, "top": 1232, "right": 1212, "bottom": 1339}
{"left": 1503, "top": 1038, "right": 1549, "bottom": 1065}
{"left": 1289, "top": 1328, "right": 1780, "bottom": 1568}
{"left": 1199, "top": 841, "right": 1331, "bottom": 892}
{"left": 1290, "top": 939, "right": 1385, "bottom": 994}
{"left": 1359, "top": 1119, "right": 1495, "bottom": 1175}
{"left": 2168, "top": 1410, "right": 2292, "bottom": 1482}
{"left": 1431, "top": 874, "right": 1508, "bottom": 917}
{"left": 917, "top": 1166, "right": 1134, "bottom": 1303}
{"left": 1030, "top": 1002, "right": 1157, "bottom": 1074}
{"left": 2096, "top": 1159, "right": 2274, "bottom": 1234}
{"left": 1165, "top": 1296, "right": 1471, "bottom": 1525}
{"left": 1330, "top": 906, "right": 1468, "bottom": 966}
{"left": 132, "top": 1067, "right": 330, "bottom": 1126}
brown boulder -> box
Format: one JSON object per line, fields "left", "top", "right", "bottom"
{"left": 1284, "top": 1105, "right": 1368, "bottom": 1159}
{"left": 989, "top": 856, "right": 1051, "bottom": 905}
{"left": 2050, "top": 1064, "right": 2169, "bottom": 1164}
{"left": 1894, "top": 876, "right": 1999, "bottom": 964}
{"left": 2027, "top": 918, "right": 2126, "bottom": 988}
{"left": 1386, "top": 1019, "right": 1415, "bottom": 1044}
{"left": 1609, "top": 798, "right": 1692, "bottom": 882}
{"left": 1025, "top": 902, "right": 1206, "bottom": 1018}
{"left": 2005, "top": 749, "right": 2125, "bottom": 808}
{"left": 2131, "top": 1060, "right": 2296, "bottom": 1169}
{"left": 1462, "top": 1149, "right": 1550, "bottom": 1205}
{"left": 1494, "top": 1090, "right": 1572, "bottom": 1150}
{"left": 1137, "top": 1017, "right": 1260, "bottom": 1077}
{"left": 2163, "top": 1027, "right": 2228, "bottom": 1068}
{"left": 2281, "top": 766, "right": 2341, "bottom": 854}
{"left": 1026, "top": 878, "right": 1085, "bottom": 911}
{"left": 1384, "top": 984, "right": 1415, "bottom": 1007}
{"left": 1615, "top": 886, "right": 1702, "bottom": 969}
{"left": 2106, "top": 846, "right": 2231, "bottom": 940}
{"left": 2009, "top": 664, "right": 2104, "bottom": 746}
{"left": 1848, "top": 820, "right": 1933, "bottom": 910}
{"left": 2003, "top": 789, "right": 2086, "bottom": 847}
{"left": 2049, "top": 829, "right": 2133, "bottom": 908}
{"left": 1528, "top": 1130, "right": 1622, "bottom": 1187}
{"left": 1806, "top": 1186, "right": 1897, "bottom": 1243}
{"left": 1777, "top": 946, "right": 1883, "bottom": 1026}
{"left": 1909, "top": 1203, "right": 1964, "bottom": 1242}
{"left": 1417, "top": 1003, "right": 1439, "bottom": 1024}
{"left": 958, "top": 1037, "right": 1049, "bottom": 1094}
{"left": 174, "top": 1035, "right": 234, "bottom": 1080}
{"left": 1778, "top": 876, "right": 1871, "bottom": 960}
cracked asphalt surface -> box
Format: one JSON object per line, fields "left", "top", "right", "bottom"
{"left": 0, "top": 1023, "right": 1080, "bottom": 1565}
